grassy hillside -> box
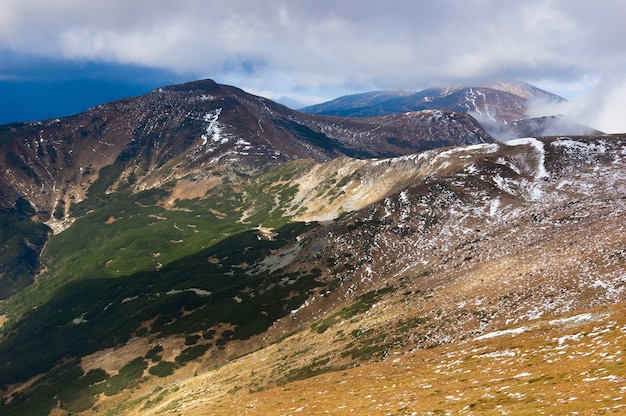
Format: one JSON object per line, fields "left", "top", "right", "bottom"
{"left": 0, "top": 160, "right": 325, "bottom": 414}
{"left": 0, "top": 198, "right": 50, "bottom": 299}
{"left": 174, "top": 302, "right": 626, "bottom": 415}
{"left": 0, "top": 135, "right": 624, "bottom": 415}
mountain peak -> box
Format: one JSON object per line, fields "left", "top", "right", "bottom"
{"left": 300, "top": 80, "right": 597, "bottom": 139}
{"left": 483, "top": 79, "right": 565, "bottom": 102}
{"left": 160, "top": 78, "right": 221, "bottom": 93}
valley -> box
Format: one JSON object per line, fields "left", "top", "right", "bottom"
{"left": 0, "top": 80, "right": 624, "bottom": 415}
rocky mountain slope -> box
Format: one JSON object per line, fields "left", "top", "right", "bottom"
{"left": 118, "top": 135, "right": 625, "bottom": 415}
{"left": 0, "top": 79, "right": 492, "bottom": 298}
{"left": 0, "top": 79, "right": 624, "bottom": 415}
{"left": 0, "top": 131, "right": 623, "bottom": 415}
{"left": 301, "top": 81, "right": 601, "bottom": 140}
{"left": 0, "top": 79, "right": 491, "bottom": 216}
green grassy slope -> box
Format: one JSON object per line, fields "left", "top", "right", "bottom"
{"left": 0, "top": 160, "right": 325, "bottom": 414}
{"left": 0, "top": 198, "right": 50, "bottom": 299}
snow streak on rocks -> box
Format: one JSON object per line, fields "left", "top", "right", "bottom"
{"left": 503, "top": 137, "right": 548, "bottom": 179}
{"left": 285, "top": 135, "right": 626, "bottom": 348}
{"left": 200, "top": 108, "right": 225, "bottom": 148}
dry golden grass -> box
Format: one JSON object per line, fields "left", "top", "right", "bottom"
{"left": 150, "top": 303, "right": 625, "bottom": 416}
{"left": 164, "top": 176, "right": 222, "bottom": 207}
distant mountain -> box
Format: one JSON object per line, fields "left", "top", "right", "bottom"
{"left": 495, "top": 115, "right": 604, "bottom": 140}
{"left": 300, "top": 81, "right": 600, "bottom": 139}
{"left": 0, "top": 79, "right": 492, "bottom": 216}
{"left": 297, "top": 89, "right": 415, "bottom": 116}
{"left": 300, "top": 81, "right": 561, "bottom": 120}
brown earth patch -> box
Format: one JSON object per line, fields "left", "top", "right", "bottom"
{"left": 165, "top": 176, "right": 222, "bottom": 207}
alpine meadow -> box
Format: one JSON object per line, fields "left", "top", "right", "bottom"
{"left": 0, "top": 79, "right": 624, "bottom": 415}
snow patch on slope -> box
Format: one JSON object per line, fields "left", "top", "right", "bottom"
{"left": 201, "top": 108, "right": 228, "bottom": 149}
{"left": 503, "top": 137, "right": 548, "bottom": 179}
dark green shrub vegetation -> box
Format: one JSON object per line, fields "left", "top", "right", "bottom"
{"left": 0, "top": 161, "right": 326, "bottom": 414}
{"left": 1, "top": 360, "right": 110, "bottom": 416}
{"left": 145, "top": 344, "right": 164, "bottom": 361}
{"left": 175, "top": 344, "right": 210, "bottom": 363}
{"left": 98, "top": 357, "right": 147, "bottom": 396}
{"left": 185, "top": 334, "right": 201, "bottom": 345}
{"left": 202, "top": 329, "right": 216, "bottom": 339}
{"left": 231, "top": 318, "right": 267, "bottom": 340}
{"left": 57, "top": 368, "right": 109, "bottom": 414}
{"left": 0, "top": 221, "right": 321, "bottom": 389}
{"left": 396, "top": 316, "right": 428, "bottom": 332}
{"left": 312, "top": 287, "right": 397, "bottom": 333}
{"left": 148, "top": 361, "right": 179, "bottom": 377}
{"left": 278, "top": 357, "right": 350, "bottom": 385}
{"left": 0, "top": 198, "right": 50, "bottom": 299}
{"left": 341, "top": 341, "right": 394, "bottom": 361}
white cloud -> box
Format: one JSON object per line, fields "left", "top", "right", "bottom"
{"left": 569, "top": 77, "right": 626, "bottom": 134}
{"left": 1, "top": 0, "right": 625, "bottom": 130}
{"left": 526, "top": 75, "right": 626, "bottom": 134}
{"left": 244, "top": 87, "right": 328, "bottom": 109}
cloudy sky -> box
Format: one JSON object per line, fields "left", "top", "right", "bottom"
{"left": 1, "top": 0, "right": 625, "bottom": 132}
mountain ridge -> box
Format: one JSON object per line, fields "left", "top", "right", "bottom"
{"left": 300, "top": 80, "right": 564, "bottom": 120}
{"left": 0, "top": 79, "right": 493, "bottom": 217}
{"left": 300, "top": 80, "right": 602, "bottom": 140}
{"left": 0, "top": 79, "right": 493, "bottom": 297}
{"left": 0, "top": 78, "right": 624, "bottom": 415}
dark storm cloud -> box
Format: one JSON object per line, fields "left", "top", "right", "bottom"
{"left": 0, "top": 49, "right": 189, "bottom": 123}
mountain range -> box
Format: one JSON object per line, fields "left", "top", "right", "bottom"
{"left": 0, "top": 79, "right": 624, "bottom": 415}
{"left": 301, "top": 80, "right": 603, "bottom": 140}
{"left": 0, "top": 79, "right": 491, "bottom": 298}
